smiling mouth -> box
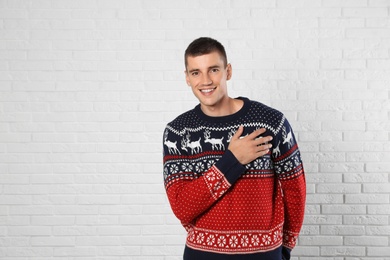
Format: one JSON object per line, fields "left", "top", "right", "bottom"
{"left": 200, "top": 87, "right": 216, "bottom": 93}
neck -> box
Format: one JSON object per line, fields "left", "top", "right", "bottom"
{"left": 200, "top": 97, "right": 244, "bottom": 117}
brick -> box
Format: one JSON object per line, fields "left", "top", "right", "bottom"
{"left": 322, "top": 205, "right": 367, "bottom": 214}
{"left": 366, "top": 226, "right": 390, "bottom": 236}
{"left": 323, "top": 0, "right": 367, "bottom": 7}
{"left": 321, "top": 246, "right": 365, "bottom": 256}
{"left": 345, "top": 194, "right": 389, "bottom": 204}
{"left": 367, "top": 246, "right": 390, "bottom": 256}
{"left": 299, "top": 236, "right": 343, "bottom": 246}
{"left": 343, "top": 215, "right": 389, "bottom": 225}
{"left": 7, "top": 226, "right": 52, "bottom": 236}
{"left": 53, "top": 226, "right": 97, "bottom": 236}
{"left": 6, "top": 247, "right": 53, "bottom": 257}
{"left": 345, "top": 236, "right": 388, "bottom": 246}
{"left": 343, "top": 8, "right": 388, "bottom": 17}
{"left": 319, "top": 18, "right": 365, "bottom": 28}
{"left": 304, "top": 215, "right": 342, "bottom": 225}
{"left": 369, "top": 0, "right": 390, "bottom": 6}
{"left": 31, "top": 237, "right": 75, "bottom": 246}
{"left": 319, "top": 163, "right": 364, "bottom": 173}
{"left": 321, "top": 225, "right": 365, "bottom": 236}
{"left": 368, "top": 204, "right": 390, "bottom": 214}
{"left": 306, "top": 194, "right": 343, "bottom": 204}
{"left": 54, "top": 247, "right": 96, "bottom": 257}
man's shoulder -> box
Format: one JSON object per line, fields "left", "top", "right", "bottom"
{"left": 248, "top": 99, "right": 284, "bottom": 120}
{"left": 165, "top": 108, "right": 199, "bottom": 134}
{"left": 245, "top": 98, "right": 286, "bottom": 135}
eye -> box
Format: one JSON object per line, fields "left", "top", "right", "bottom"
{"left": 210, "top": 68, "right": 219, "bottom": 73}
{"left": 191, "top": 71, "right": 199, "bottom": 77}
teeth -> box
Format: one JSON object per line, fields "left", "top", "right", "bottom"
{"left": 201, "top": 88, "right": 214, "bottom": 93}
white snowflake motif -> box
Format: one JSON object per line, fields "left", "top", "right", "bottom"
{"left": 254, "top": 158, "right": 263, "bottom": 169}
{"left": 195, "top": 162, "right": 205, "bottom": 173}
{"left": 181, "top": 162, "right": 193, "bottom": 172}
{"left": 294, "top": 155, "right": 300, "bottom": 166}
{"left": 169, "top": 164, "right": 179, "bottom": 174}
{"left": 217, "top": 236, "right": 226, "bottom": 247}
{"left": 207, "top": 160, "right": 215, "bottom": 169}
{"left": 206, "top": 234, "right": 215, "bottom": 246}
{"left": 229, "top": 235, "right": 238, "bottom": 248}
{"left": 196, "top": 233, "right": 205, "bottom": 244}
{"left": 264, "top": 160, "right": 271, "bottom": 169}
{"left": 273, "top": 231, "right": 280, "bottom": 242}
{"left": 241, "top": 235, "right": 249, "bottom": 247}
{"left": 163, "top": 167, "right": 169, "bottom": 180}
{"left": 274, "top": 165, "right": 282, "bottom": 174}
{"left": 189, "top": 232, "right": 195, "bottom": 242}
{"left": 291, "top": 236, "right": 297, "bottom": 244}
{"left": 251, "top": 235, "right": 260, "bottom": 246}
{"left": 213, "top": 182, "right": 221, "bottom": 192}
{"left": 206, "top": 171, "right": 216, "bottom": 182}
{"left": 284, "top": 234, "right": 290, "bottom": 243}
{"left": 262, "top": 234, "right": 272, "bottom": 245}
{"left": 284, "top": 161, "right": 293, "bottom": 172}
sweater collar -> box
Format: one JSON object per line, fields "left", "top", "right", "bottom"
{"left": 194, "top": 97, "right": 250, "bottom": 123}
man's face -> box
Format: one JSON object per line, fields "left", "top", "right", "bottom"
{"left": 185, "top": 51, "right": 232, "bottom": 113}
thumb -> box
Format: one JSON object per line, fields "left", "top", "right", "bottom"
{"left": 231, "top": 126, "right": 244, "bottom": 141}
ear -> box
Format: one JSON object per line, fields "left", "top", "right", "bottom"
{"left": 226, "top": 63, "right": 232, "bottom": 80}
{"left": 184, "top": 70, "right": 191, "bottom": 86}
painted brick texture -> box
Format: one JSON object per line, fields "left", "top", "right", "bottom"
{"left": 0, "top": 0, "right": 389, "bottom": 259}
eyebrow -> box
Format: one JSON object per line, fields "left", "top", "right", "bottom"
{"left": 187, "top": 65, "right": 222, "bottom": 74}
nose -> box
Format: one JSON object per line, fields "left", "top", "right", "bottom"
{"left": 201, "top": 73, "right": 212, "bottom": 86}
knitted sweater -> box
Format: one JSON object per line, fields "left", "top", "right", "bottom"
{"left": 163, "top": 97, "right": 306, "bottom": 255}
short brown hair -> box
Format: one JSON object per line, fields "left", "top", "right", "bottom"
{"left": 184, "top": 37, "right": 228, "bottom": 68}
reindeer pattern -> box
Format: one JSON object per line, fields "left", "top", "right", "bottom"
{"left": 164, "top": 99, "right": 301, "bottom": 183}
{"left": 165, "top": 124, "right": 295, "bottom": 157}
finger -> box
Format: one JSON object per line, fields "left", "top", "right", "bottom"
{"left": 247, "top": 128, "right": 267, "bottom": 139}
{"left": 257, "top": 143, "right": 272, "bottom": 152}
{"left": 254, "top": 135, "right": 273, "bottom": 146}
{"left": 255, "top": 143, "right": 272, "bottom": 154}
{"left": 257, "top": 148, "right": 271, "bottom": 156}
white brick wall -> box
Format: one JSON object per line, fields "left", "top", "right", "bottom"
{"left": 0, "top": 0, "right": 389, "bottom": 259}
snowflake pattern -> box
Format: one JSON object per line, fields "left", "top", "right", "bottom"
{"left": 251, "top": 235, "right": 260, "bottom": 246}
{"left": 206, "top": 234, "right": 215, "bottom": 246}
{"left": 284, "top": 161, "right": 293, "bottom": 172}
{"left": 274, "top": 165, "right": 282, "bottom": 175}
{"left": 195, "top": 161, "right": 205, "bottom": 173}
{"left": 217, "top": 236, "right": 226, "bottom": 247}
{"left": 196, "top": 233, "right": 205, "bottom": 244}
{"left": 207, "top": 159, "right": 216, "bottom": 169}
{"left": 169, "top": 164, "right": 179, "bottom": 174}
{"left": 253, "top": 158, "right": 263, "bottom": 169}
{"left": 262, "top": 234, "right": 272, "bottom": 245}
{"left": 186, "top": 226, "right": 286, "bottom": 253}
{"left": 206, "top": 171, "right": 216, "bottom": 182}
{"left": 181, "top": 162, "right": 193, "bottom": 172}
{"left": 229, "top": 235, "right": 238, "bottom": 248}
{"left": 241, "top": 235, "right": 249, "bottom": 247}
{"left": 294, "top": 155, "right": 300, "bottom": 166}
{"left": 163, "top": 168, "right": 168, "bottom": 181}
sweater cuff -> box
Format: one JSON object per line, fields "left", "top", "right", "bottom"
{"left": 214, "top": 150, "right": 246, "bottom": 185}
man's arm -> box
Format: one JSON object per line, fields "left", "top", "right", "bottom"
{"left": 163, "top": 126, "right": 272, "bottom": 226}
{"left": 272, "top": 117, "right": 306, "bottom": 250}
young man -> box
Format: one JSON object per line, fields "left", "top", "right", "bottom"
{"left": 163, "top": 37, "right": 306, "bottom": 260}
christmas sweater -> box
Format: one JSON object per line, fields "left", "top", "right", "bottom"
{"left": 163, "top": 97, "right": 306, "bottom": 255}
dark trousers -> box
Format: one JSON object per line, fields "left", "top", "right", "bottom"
{"left": 184, "top": 245, "right": 287, "bottom": 260}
